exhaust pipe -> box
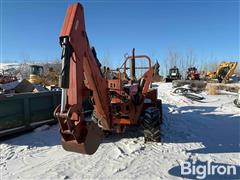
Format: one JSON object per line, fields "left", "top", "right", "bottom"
{"left": 130, "top": 48, "right": 136, "bottom": 81}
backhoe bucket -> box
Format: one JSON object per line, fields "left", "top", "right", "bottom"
{"left": 60, "top": 122, "right": 103, "bottom": 155}
{"left": 54, "top": 105, "right": 103, "bottom": 155}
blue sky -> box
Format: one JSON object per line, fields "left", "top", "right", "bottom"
{"left": 0, "top": 0, "right": 239, "bottom": 67}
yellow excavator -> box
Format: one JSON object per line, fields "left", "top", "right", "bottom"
{"left": 206, "top": 62, "right": 238, "bottom": 83}
{"left": 28, "top": 65, "right": 59, "bottom": 86}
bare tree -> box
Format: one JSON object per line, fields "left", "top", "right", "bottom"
{"left": 164, "top": 49, "right": 180, "bottom": 76}
{"left": 185, "top": 49, "right": 196, "bottom": 68}
{"left": 167, "top": 49, "right": 179, "bottom": 68}
{"left": 101, "top": 52, "right": 111, "bottom": 68}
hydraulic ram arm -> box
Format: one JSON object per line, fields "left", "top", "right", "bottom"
{"left": 222, "top": 62, "right": 238, "bottom": 82}
{"left": 54, "top": 3, "right": 111, "bottom": 154}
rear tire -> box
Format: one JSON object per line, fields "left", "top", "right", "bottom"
{"left": 142, "top": 107, "right": 161, "bottom": 142}
{"left": 156, "top": 99, "right": 163, "bottom": 124}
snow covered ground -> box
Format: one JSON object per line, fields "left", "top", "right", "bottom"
{"left": 1, "top": 83, "right": 240, "bottom": 179}
{"left": 0, "top": 63, "right": 20, "bottom": 70}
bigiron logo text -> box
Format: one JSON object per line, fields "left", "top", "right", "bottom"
{"left": 180, "top": 161, "right": 237, "bottom": 179}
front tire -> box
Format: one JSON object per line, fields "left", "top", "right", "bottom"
{"left": 142, "top": 107, "right": 161, "bottom": 142}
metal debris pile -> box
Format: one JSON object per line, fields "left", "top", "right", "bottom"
{"left": 0, "top": 70, "right": 49, "bottom": 94}
{"left": 172, "top": 84, "right": 205, "bottom": 101}
{"left": 0, "top": 70, "right": 19, "bottom": 94}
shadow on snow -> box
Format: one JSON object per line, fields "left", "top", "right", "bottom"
{"left": 161, "top": 103, "right": 240, "bottom": 154}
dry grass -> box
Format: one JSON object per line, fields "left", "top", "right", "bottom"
{"left": 206, "top": 83, "right": 240, "bottom": 95}
{"left": 207, "top": 84, "right": 219, "bottom": 95}
{"left": 217, "top": 84, "right": 239, "bottom": 93}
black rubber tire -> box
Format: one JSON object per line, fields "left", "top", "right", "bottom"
{"left": 156, "top": 99, "right": 163, "bottom": 124}
{"left": 165, "top": 78, "right": 172, "bottom": 82}
{"left": 234, "top": 99, "right": 240, "bottom": 108}
{"left": 142, "top": 107, "right": 161, "bottom": 142}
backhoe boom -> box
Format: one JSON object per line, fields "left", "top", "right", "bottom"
{"left": 55, "top": 3, "right": 111, "bottom": 154}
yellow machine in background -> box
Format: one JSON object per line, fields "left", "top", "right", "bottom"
{"left": 29, "top": 65, "right": 44, "bottom": 84}
{"left": 28, "top": 65, "right": 59, "bottom": 86}
{"left": 207, "top": 62, "right": 238, "bottom": 83}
